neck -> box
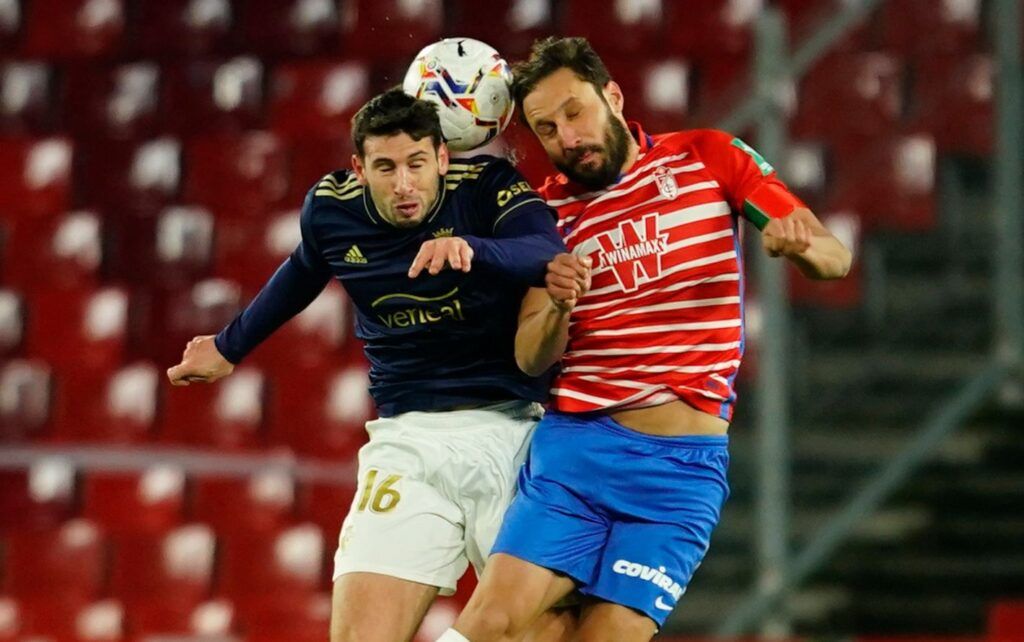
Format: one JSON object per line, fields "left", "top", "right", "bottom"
{"left": 620, "top": 133, "right": 641, "bottom": 176}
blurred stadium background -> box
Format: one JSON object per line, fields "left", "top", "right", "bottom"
{"left": 0, "top": 0, "right": 1022, "bottom": 640}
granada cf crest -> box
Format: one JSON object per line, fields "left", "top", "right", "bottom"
{"left": 654, "top": 166, "right": 678, "bottom": 200}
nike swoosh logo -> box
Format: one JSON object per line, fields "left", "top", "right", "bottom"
{"left": 654, "top": 596, "right": 674, "bottom": 611}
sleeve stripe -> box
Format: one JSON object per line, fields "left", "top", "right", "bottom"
{"left": 493, "top": 197, "right": 546, "bottom": 231}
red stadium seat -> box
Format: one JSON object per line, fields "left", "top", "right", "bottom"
{"left": 267, "top": 362, "right": 371, "bottom": 460}
{"left": 160, "top": 366, "right": 267, "bottom": 450}
{"left": 3, "top": 519, "right": 106, "bottom": 602}
{"left": 3, "top": 211, "right": 103, "bottom": 291}
{"left": 51, "top": 361, "right": 160, "bottom": 444}
{"left": 130, "top": 0, "right": 236, "bottom": 57}
{"left": 219, "top": 524, "right": 325, "bottom": 618}
{"left": 298, "top": 479, "right": 357, "bottom": 561}
{"left": 62, "top": 63, "right": 162, "bottom": 140}
{"left": 341, "top": 0, "right": 442, "bottom": 62}
{"left": 25, "top": 286, "right": 128, "bottom": 374}
{"left": 0, "top": 459, "right": 76, "bottom": 531}
{"left": 105, "top": 205, "right": 212, "bottom": 288}
{"left": 83, "top": 466, "right": 187, "bottom": 534}
{"left": 75, "top": 138, "right": 182, "bottom": 214}
{"left": 192, "top": 470, "right": 298, "bottom": 535}
{"left": 880, "top": 0, "right": 981, "bottom": 59}
{"left": 0, "top": 137, "right": 73, "bottom": 221}
{"left": 665, "top": 0, "right": 758, "bottom": 59}
{"left": 284, "top": 136, "right": 354, "bottom": 205}
{"left": 912, "top": 54, "right": 993, "bottom": 156}
{"left": 564, "top": 0, "right": 665, "bottom": 58}
{"left": 163, "top": 58, "right": 266, "bottom": 136}
{"left": 236, "top": 592, "right": 332, "bottom": 639}
{"left": 132, "top": 279, "right": 242, "bottom": 366}
{"left": 20, "top": 0, "right": 125, "bottom": 60}
{"left": 111, "top": 524, "right": 216, "bottom": 635}
{"left": 269, "top": 61, "right": 369, "bottom": 141}
{"left": 792, "top": 52, "right": 905, "bottom": 162}
{"left": 0, "top": 360, "right": 52, "bottom": 441}
{"left": 241, "top": 0, "right": 340, "bottom": 56}
{"left": 828, "top": 134, "right": 937, "bottom": 232}
{"left": 0, "top": 0, "right": 19, "bottom": 54}
{"left": 183, "top": 133, "right": 288, "bottom": 220}
{"left": 448, "top": 0, "right": 556, "bottom": 59}
{"left": 0, "top": 62, "right": 56, "bottom": 136}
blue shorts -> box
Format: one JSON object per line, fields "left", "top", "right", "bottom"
{"left": 491, "top": 411, "right": 729, "bottom": 627}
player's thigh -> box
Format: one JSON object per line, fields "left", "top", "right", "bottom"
{"left": 457, "top": 554, "right": 577, "bottom": 632}
{"left": 575, "top": 600, "right": 657, "bottom": 642}
{"left": 522, "top": 605, "right": 580, "bottom": 642}
{"left": 330, "top": 571, "right": 438, "bottom": 642}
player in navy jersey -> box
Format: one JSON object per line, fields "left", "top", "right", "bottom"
{"left": 167, "top": 88, "right": 572, "bottom": 642}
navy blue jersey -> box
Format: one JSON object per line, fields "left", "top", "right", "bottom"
{"left": 216, "top": 155, "right": 564, "bottom": 417}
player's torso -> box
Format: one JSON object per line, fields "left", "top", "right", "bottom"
{"left": 541, "top": 132, "right": 745, "bottom": 414}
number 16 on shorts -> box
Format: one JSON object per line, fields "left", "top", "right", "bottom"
{"left": 357, "top": 469, "right": 403, "bottom": 513}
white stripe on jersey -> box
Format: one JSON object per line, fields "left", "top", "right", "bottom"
{"left": 573, "top": 273, "right": 740, "bottom": 313}
{"left": 547, "top": 152, "right": 692, "bottom": 207}
{"left": 562, "top": 360, "right": 741, "bottom": 375}
{"left": 587, "top": 318, "right": 742, "bottom": 336}
{"left": 586, "top": 296, "right": 741, "bottom": 321}
{"left": 584, "top": 250, "right": 738, "bottom": 298}
{"left": 568, "top": 341, "right": 741, "bottom": 357}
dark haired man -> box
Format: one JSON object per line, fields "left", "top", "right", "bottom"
{"left": 167, "top": 88, "right": 578, "bottom": 642}
{"left": 437, "top": 37, "right": 851, "bottom": 642}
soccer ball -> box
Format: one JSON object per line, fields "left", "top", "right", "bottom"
{"left": 403, "top": 38, "right": 515, "bottom": 152}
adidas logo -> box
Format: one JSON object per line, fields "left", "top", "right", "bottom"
{"left": 432, "top": 227, "right": 454, "bottom": 239}
{"left": 344, "top": 245, "right": 367, "bottom": 264}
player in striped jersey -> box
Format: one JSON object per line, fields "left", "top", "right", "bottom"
{"left": 437, "top": 38, "right": 852, "bottom": 642}
{"left": 166, "top": 89, "right": 571, "bottom": 642}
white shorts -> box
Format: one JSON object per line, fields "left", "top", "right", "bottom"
{"left": 332, "top": 400, "right": 542, "bottom": 595}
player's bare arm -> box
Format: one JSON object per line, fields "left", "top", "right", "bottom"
{"left": 166, "top": 335, "right": 234, "bottom": 386}
{"left": 762, "top": 207, "right": 852, "bottom": 280}
{"left": 515, "top": 253, "right": 591, "bottom": 376}
{"left": 408, "top": 236, "right": 475, "bottom": 277}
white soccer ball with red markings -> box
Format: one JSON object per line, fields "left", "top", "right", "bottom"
{"left": 403, "top": 38, "right": 515, "bottom": 152}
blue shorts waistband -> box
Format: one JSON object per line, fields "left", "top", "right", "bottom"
{"left": 549, "top": 411, "right": 729, "bottom": 448}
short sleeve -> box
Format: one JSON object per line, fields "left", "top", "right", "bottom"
{"left": 693, "top": 129, "right": 807, "bottom": 230}
{"left": 472, "top": 158, "right": 555, "bottom": 232}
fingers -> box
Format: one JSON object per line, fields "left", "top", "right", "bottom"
{"left": 408, "top": 239, "right": 473, "bottom": 277}
{"left": 428, "top": 244, "right": 448, "bottom": 275}
{"left": 408, "top": 244, "right": 431, "bottom": 278}
{"left": 459, "top": 242, "right": 473, "bottom": 273}
{"left": 545, "top": 253, "right": 593, "bottom": 311}
{"left": 763, "top": 216, "right": 811, "bottom": 258}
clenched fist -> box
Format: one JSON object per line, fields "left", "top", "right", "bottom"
{"left": 546, "top": 253, "right": 592, "bottom": 311}
{"left": 762, "top": 213, "right": 812, "bottom": 259}
{"left": 166, "top": 335, "right": 234, "bottom": 386}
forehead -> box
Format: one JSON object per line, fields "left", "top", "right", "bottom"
{"left": 522, "top": 67, "right": 600, "bottom": 125}
{"left": 363, "top": 132, "right": 434, "bottom": 161}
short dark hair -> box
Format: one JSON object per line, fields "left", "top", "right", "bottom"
{"left": 351, "top": 88, "right": 443, "bottom": 157}
{"left": 511, "top": 37, "right": 612, "bottom": 112}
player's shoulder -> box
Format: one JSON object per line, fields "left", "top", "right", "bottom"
{"left": 444, "top": 153, "right": 498, "bottom": 192}
{"left": 309, "top": 169, "right": 363, "bottom": 207}
{"left": 652, "top": 128, "right": 735, "bottom": 154}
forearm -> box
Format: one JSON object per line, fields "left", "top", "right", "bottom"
{"left": 515, "top": 295, "right": 572, "bottom": 377}
{"left": 464, "top": 233, "right": 564, "bottom": 286}
{"left": 215, "top": 255, "right": 331, "bottom": 363}
{"left": 791, "top": 235, "right": 852, "bottom": 280}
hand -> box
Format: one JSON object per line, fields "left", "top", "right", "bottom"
{"left": 545, "top": 253, "right": 592, "bottom": 312}
{"left": 762, "top": 214, "right": 812, "bottom": 259}
{"left": 408, "top": 237, "right": 474, "bottom": 277}
{"left": 166, "top": 335, "right": 234, "bottom": 386}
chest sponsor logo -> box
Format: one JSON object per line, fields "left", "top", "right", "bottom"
{"left": 654, "top": 166, "right": 678, "bottom": 200}
{"left": 594, "top": 213, "right": 669, "bottom": 292}
{"left": 371, "top": 287, "right": 465, "bottom": 329}
{"left": 612, "top": 559, "right": 684, "bottom": 601}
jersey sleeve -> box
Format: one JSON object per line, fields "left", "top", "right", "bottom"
{"left": 473, "top": 157, "right": 555, "bottom": 232}
{"left": 694, "top": 129, "right": 807, "bottom": 230}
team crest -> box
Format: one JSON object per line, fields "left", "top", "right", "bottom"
{"left": 654, "top": 166, "right": 678, "bottom": 200}
{"left": 595, "top": 213, "right": 669, "bottom": 292}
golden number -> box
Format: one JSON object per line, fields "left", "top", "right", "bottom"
{"left": 356, "top": 469, "right": 402, "bottom": 513}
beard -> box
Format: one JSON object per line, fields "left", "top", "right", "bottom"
{"left": 554, "top": 114, "right": 631, "bottom": 191}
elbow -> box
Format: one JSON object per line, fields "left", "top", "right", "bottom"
{"left": 515, "top": 350, "right": 549, "bottom": 378}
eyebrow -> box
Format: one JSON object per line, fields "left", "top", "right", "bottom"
{"left": 530, "top": 96, "right": 577, "bottom": 128}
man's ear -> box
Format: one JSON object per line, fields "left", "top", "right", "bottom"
{"left": 351, "top": 154, "right": 367, "bottom": 184}
{"left": 604, "top": 80, "right": 625, "bottom": 116}
{"left": 437, "top": 142, "right": 450, "bottom": 176}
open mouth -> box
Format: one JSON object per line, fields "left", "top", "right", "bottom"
{"left": 396, "top": 202, "right": 420, "bottom": 218}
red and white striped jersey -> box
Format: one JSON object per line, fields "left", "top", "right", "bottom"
{"left": 539, "top": 123, "right": 804, "bottom": 421}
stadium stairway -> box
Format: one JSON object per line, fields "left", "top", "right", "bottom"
{"left": 665, "top": 159, "right": 1024, "bottom": 636}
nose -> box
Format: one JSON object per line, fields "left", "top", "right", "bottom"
{"left": 394, "top": 167, "right": 416, "bottom": 195}
{"left": 558, "top": 124, "right": 581, "bottom": 152}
